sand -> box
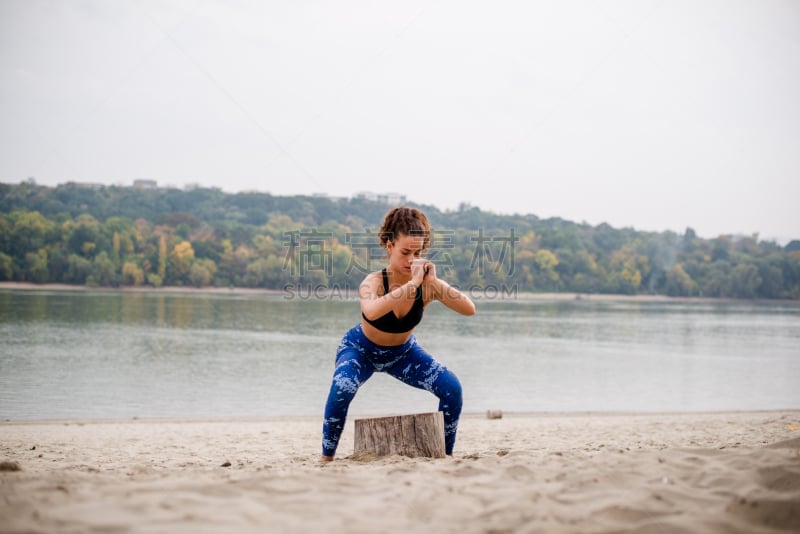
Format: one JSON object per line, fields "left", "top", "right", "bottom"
{"left": 1, "top": 411, "right": 799, "bottom": 533}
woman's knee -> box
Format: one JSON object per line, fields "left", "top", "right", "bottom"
{"left": 330, "top": 370, "right": 361, "bottom": 401}
{"left": 328, "top": 358, "right": 370, "bottom": 402}
{"left": 437, "top": 370, "right": 463, "bottom": 403}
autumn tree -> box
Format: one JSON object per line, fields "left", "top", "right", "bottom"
{"left": 168, "top": 241, "right": 195, "bottom": 285}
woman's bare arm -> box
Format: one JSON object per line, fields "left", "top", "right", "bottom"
{"left": 423, "top": 262, "right": 475, "bottom": 316}
{"left": 359, "top": 272, "right": 418, "bottom": 320}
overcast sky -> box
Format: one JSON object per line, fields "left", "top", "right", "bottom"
{"left": 1, "top": 1, "right": 798, "bottom": 242}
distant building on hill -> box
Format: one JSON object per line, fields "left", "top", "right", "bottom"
{"left": 72, "top": 181, "right": 105, "bottom": 190}
{"left": 313, "top": 192, "right": 347, "bottom": 202}
{"left": 134, "top": 179, "right": 158, "bottom": 189}
{"left": 355, "top": 191, "right": 407, "bottom": 205}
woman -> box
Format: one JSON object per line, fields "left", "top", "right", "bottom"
{"left": 321, "top": 206, "right": 476, "bottom": 461}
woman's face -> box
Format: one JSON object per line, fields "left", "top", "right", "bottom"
{"left": 387, "top": 233, "right": 426, "bottom": 274}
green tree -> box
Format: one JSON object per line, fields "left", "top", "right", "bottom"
{"left": 0, "top": 252, "right": 14, "bottom": 280}
{"left": 755, "top": 258, "right": 784, "bottom": 299}
{"left": 88, "top": 252, "right": 116, "bottom": 287}
{"left": 703, "top": 261, "right": 732, "bottom": 297}
{"left": 157, "top": 234, "right": 167, "bottom": 280}
{"left": 608, "top": 246, "right": 648, "bottom": 294}
{"left": 102, "top": 216, "right": 134, "bottom": 236}
{"left": 711, "top": 237, "right": 732, "bottom": 262}
{"left": 112, "top": 232, "right": 121, "bottom": 268}
{"left": 569, "top": 250, "right": 603, "bottom": 293}
{"left": 122, "top": 261, "right": 145, "bottom": 286}
{"left": 0, "top": 215, "right": 12, "bottom": 254}
{"left": 10, "top": 211, "right": 55, "bottom": 258}
{"left": 730, "top": 263, "right": 761, "bottom": 299}
{"left": 25, "top": 249, "right": 49, "bottom": 283}
{"left": 245, "top": 256, "right": 288, "bottom": 287}
{"left": 664, "top": 264, "right": 696, "bottom": 297}
{"left": 175, "top": 223, "right": 191, "bottom": 240}
{"left": 189, "top": 259, "right": 216, "bottom": 288}
{"left": 169, "top": 241, "right": 195, "bottom": 284}
{"left": 64, "top": 254, "right": 93, "bottom": 284}
{"left": 534, "top": 249, "right": 560, "bottom": 290}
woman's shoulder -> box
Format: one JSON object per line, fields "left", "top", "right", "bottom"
{"left": 362, "top": 269, "right": 384, "bottom": 282}
{"left": 359, "top": 270, "right": 384, "bottom": 291}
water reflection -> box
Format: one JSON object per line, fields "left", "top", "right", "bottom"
{"left": 1, "top": 289, "right": 798, "bottom": 420}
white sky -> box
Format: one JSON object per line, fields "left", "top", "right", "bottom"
{"left": 1, "top": 0, "right": 798, "bottom": 243}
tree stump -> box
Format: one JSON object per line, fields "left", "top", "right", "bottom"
{"left": 354, "top": 412, "right": 446, "bottom": 458}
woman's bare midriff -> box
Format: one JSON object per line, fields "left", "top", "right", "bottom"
{"left": 360, "top": 320, "right": 413, "bottom": 347}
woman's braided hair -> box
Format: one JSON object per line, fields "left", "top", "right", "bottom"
{"left": 378, "top": 206, "right": 431, "bottom": 251}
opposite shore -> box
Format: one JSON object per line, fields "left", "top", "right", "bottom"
{"left": 1, "top": 281, "right": 792, "bottom": 304}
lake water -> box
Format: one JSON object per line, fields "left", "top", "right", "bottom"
{"left": 1, "top": 289, "right": 799, "bottom": 421}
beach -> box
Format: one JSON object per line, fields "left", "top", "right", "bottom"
{"left": 2, "top": 410, "right": 799, "bottom": 533}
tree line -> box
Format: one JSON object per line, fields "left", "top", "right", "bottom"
{"left": 1, "top": 181, "right": 799, "bottom": 299}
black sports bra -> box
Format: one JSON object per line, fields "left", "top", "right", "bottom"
{"left": 361, "top": 268, "right": 424, "bottom": 334}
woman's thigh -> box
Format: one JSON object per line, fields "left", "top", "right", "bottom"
{"left": 385, "top": 344, "right": 458, "bottom": 395}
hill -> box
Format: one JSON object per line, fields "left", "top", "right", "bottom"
{"left": 1, "top": 181, "right": 798, "bottom": 299}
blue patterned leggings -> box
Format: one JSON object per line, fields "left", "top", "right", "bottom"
{"left": 322, "top": 324, "right": 463, "bottom": 457}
